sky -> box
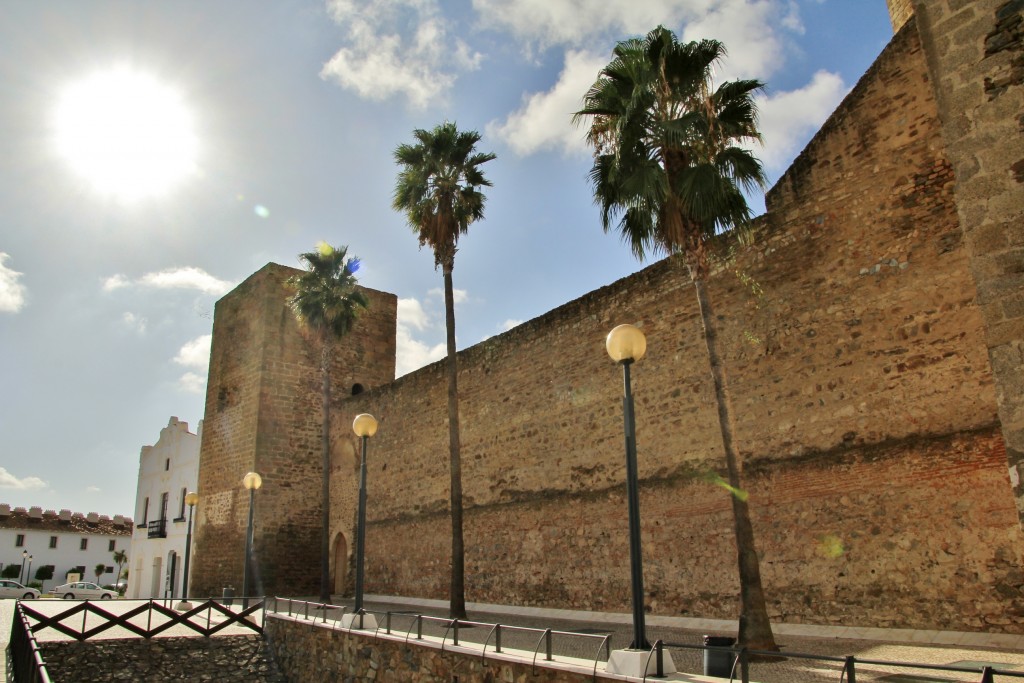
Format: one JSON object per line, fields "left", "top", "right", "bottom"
{"left": 0, "top": 0, "right": 894, "bottom": 518}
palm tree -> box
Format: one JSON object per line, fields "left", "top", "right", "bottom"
{"left": 289, "top": 243, "right": 369, "bottom": 604}
{"left": 393, "top": 122, "right": 496, "bottom": 619}
{"left": 94, "top": 563, "right": 105, "bottom": 585}
{"left": 112, "top": 549, "right": 128, "bottom": 585}
{"left": 574, "top": 27, "right": 777, "bottom": 651}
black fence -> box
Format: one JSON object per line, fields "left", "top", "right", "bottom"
{"left": 266, "top": 598, "right": 1024, "bottom": 683}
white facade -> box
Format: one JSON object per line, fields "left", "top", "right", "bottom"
{"left": 128, "top": 416, "right": 201, "bottom": 600}
{"left": 0, "top": 505, "right": 132, "bottom": 591}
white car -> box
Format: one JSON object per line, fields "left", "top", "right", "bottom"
{"left": 51, "top": 581, "right": 115, "bottom": 600}
{"left": 0, "top": 580, "right": 40, "bottom": 600}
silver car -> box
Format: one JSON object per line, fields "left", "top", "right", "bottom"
{"left": 51, "top": 581, "right": 115, "bottom": 600}
{"left": 0, "top": 579, "right": 40, "bottom": 599}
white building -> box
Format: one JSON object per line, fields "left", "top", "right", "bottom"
{"left": 0, "top": 505, "right": 132, "bottom": 591}
{"left": 128, "top": 416, "right": 201, "bottom": 600}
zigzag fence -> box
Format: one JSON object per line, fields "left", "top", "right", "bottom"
{"left": 5, "top": 597, "right": 264, "bottom": 682}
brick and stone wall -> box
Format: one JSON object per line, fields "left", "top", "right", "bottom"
{"left": 40, "top": 635, "right": 284, "bottom": 682}
{"left": 328, "top": 21, "right": 1024, "bottom": 632}
{"left": 912, "top": 0, "right": 1024, "bottom": 524}
{"left": 192, "top": 263, "right": 397, "bottom": 598}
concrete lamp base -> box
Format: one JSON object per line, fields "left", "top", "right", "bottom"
{"left": 605, "top": 648, "right": 676, "bottom": 678}
{"left": 174, "top": 601, "right": 193, "bottom": 612}
{"left": 339, "top": 612, "right": 378, "bottom": 630}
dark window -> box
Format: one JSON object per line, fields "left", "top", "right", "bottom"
{"left": 108, "top": 540, "right": 115, "bottom": 552}
{"left": 141, "top": 497, "right": 149, "bottom": 524}
{"left": 79, "top": 538, "right": 88, "bottom": 551}
{"left": 104, "top": 566, "right": 113, "bottom": 574}
{"left": 49, "top": 536, "right": 57, "bottom": 549}
{"left": 351, "top": 383, "right": 365, "bottom": 395}
{"left": 165, "top": 458, "right": 170, "bottom": 471}
{"left": 160, "top": 492, "right": 169, "bottom": 521}
{"left": 179, "top": 487, "right": 187, "bottom": 518}
{"left": 15, "top": 534, "right": 24, "bottom": 547}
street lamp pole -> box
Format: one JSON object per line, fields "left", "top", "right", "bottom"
{"left": 606, "top": 324, "right": 651, "bottom": 652}
{"left": 242, "top": 472, "right": 262, "bottom": 609}
{"left": 176, "top": 491, "right": 199, "bottom": 610}
{"left": 26, "top": 555, "right": 33, "bottom": 585}
{"left": 351, "top": 414, "right": 378, "bottom": 614}
{"left": 19, "top": 550, "right": 27, "bottom": 585}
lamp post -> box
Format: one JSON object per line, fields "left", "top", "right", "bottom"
{"left": 606, "top": 323, "right": 651, "bottom": 652}
{"left": 19, "top": 550, "right": 27, "bottom": 585}
{"left": 176, "top": 491, "right": 199, "bottom": 611}
{"left": 26, "top": 555, "right": 33, "bottom": 586}
{"left": 242, "top": 472, "right": 262, "bottom": 609}
{"left": 351, "top": 413, "right": 378, "bottom": 614}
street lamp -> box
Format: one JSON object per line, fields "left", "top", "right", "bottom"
{"left": 604, "top": 324, "right": 675, "bottom": 678}
{"left": 176, "top": 491, "right": 199, "bottom": 611}
{"left": 242, "top": 472, "right": 262, "bottom": 609}
{"left": 26, "top": 555, "right": 33, "bottom": 586}
{"left": 19, "top": 550, "right": 27, "bottom": 585}
{"left": 351, "top": 414, "right": 377, "bottom": 615}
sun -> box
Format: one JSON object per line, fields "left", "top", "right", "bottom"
{"left": 53, "top": 68, "right": 198, "bottom": 201}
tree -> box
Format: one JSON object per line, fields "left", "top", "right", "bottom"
{"left": 289, "top": 243, "right": 369, "bottom": 603}
{"left": 94, "top": 563, "right": 106, "bottom": 584}
{"left": 1, "top": 564, "right": 19, "bottom": 579}
{"left": 574, "top": 27, "right": 777, "bottom": 650}
{"left": 393, "top": 122, "right": 496, "bottom": 619}
{"left": 113, "top": 549, "right": 128, "bottom": 586}
{"left": 34, "top": 565, "right": 55, "bottom": 582}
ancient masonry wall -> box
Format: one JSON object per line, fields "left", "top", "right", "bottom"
{"left": 191, "top": 263, "right": 396, "bottom": 598}
{"left": 911, "top": 0, "right": 1024, "bottom": 523}
{"left": 328, "top": 21, "right": 1024, "bottom": 632}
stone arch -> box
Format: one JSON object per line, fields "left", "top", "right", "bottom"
{"left": 332, "top": 532, "right": 349, "bottom": 596}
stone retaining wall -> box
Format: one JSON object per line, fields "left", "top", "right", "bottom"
{"left": 39, "top": 635, "right": 285, "bottom": 682}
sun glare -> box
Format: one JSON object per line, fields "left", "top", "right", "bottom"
{"left": 53, "top": 68, "right": 198, "bottom": 201}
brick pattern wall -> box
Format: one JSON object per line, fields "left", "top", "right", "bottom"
{"left": 886, "top": 0, "right": 915, "bottom": 31}
{"left": 192, "top": 263, "right": 396, "bottom": 598}
{"left": 329, "top": 22, "right": 1024, "bottom": 631}
{"left": 911, "top": 0, "right": 1024, "bottom": 523}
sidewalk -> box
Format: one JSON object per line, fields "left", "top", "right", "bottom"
{"left": 347, "top": 595, "right": 1024, "bottom": 682}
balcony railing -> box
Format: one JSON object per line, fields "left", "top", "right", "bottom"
{"left": 147, "top": 518, "right": 167, "bottom": 538}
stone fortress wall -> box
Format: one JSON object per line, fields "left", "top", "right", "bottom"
{"left": 193, "top": 1, "right": 1024, "bottom": 632}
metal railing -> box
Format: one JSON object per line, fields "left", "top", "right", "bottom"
{"left": 6, "top": 602, "right": 52, "bottom": 683}
{"left": 146, "top": 518, "right": 167, "bottom": 538}
{"left": 264, "top": 598, "right": 1024, "bottom": 683}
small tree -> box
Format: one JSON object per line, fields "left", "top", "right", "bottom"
{"left": 112, "top": 550, "right": 128, "bottom": 581}
{"left": 34, "top": 565, "right": 54, "bottom": 582}
{"left": 1, "top": 564, "right": 19, "bottom": 579}
{"left": 94, "top": 563, "right": 105, "bottom": 584}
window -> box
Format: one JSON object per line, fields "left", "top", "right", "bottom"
{"left": 165, "top": 458, "right": 170, "bottom": 471}
{"left": 104, "top": 566, "right": 113, "bottom": 574}
{"left": 49, "top": 536, "right": 57, "bottom": 549}
{"left": 178, "top": 487, "right": 187, "bottom": 519}
{"left": 15, "top": 534, "right": 24, "bottom": 547}
{"left": 160, "top": 492, "right": 169, "bottom": 521}
{"left": 80, "top": 538, "right": 88, "bottom": 551}
{"left": 140, "top": 497, "right": 149, "bottom": 525}
{"left": 108, "top": 540, "right": 115, "bottom": 552}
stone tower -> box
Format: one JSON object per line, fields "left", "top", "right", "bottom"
{"left": 190, "top": 263, "right": 396, "bottom": 598}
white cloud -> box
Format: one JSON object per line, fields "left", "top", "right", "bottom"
{"left": 397, "top": 297, "right": 431, "bottom": 331}
{"left": 104, "top": 267, "right": 234, "bottom": 296}
{"left": 487, "top": 50, "right": 606, "bottom": 156}
{"left": 0, "top": 252, "right": 27, "bottom": 313}
{"left": 757, "top": 70, "right": 848, "bottom": 171}
{"left": 0, "top": 467, "right": 46, "bottom": 491}
{"left": 174, "top": 334, "right": 212, "bottom": 369}
{"left": 86, "top": 486, "right": 101, "bottom": 493}
{"left": 395, "top": 325, "right": 447, "bottom": 377}
{"left": 178, "top": 372, "right": 206, "bottom": 394}
{"left": 473, "top": 0, "right": 799, "bottom": 78}
{"left": 321, "top": 0, "right": 481, "bottom": 108}
{"left": 122, "top": 312, "right": 148, "bottom": 334}
{"left": 501, "top": 319, "right": 524, "bottom": 331}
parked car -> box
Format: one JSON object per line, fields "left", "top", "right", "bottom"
{"left": 50, "top": 581, "right": 115, "bottom": 600}
{"left": 0, "top": 580, "right": 40, "bottom": 599}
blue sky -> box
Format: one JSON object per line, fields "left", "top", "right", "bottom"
{"left": 0, "top": 1, "right": 893, "bottom": 517}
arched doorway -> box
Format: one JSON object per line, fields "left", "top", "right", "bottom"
{"left": 166, "top": 551, "right": 178, "bottom": 599}
{"left": 332, "top": 532, "right": 348, "bottom": 595}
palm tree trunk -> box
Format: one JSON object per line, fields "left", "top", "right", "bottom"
{"left": 320, "top": 340, "right": 332, "bottom": 604}
{"left": 443, "top": 264, "right": 467, "bottom": 619}
{"left": 691, "top": 269, "right": 777, "bottom": 651}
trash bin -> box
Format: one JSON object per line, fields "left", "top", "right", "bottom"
{"left": 222, "top": 586, "right": 235, "bottom": 606}
{"left": 703, "top": 635, "right": 736, "bottom": 678}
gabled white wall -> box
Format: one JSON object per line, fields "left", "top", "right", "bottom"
{"left": 128, "top": 416, "right": 201, "bottom": 600}
{"left": 0, "top": 521, "right": 130, "bottom": 591}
